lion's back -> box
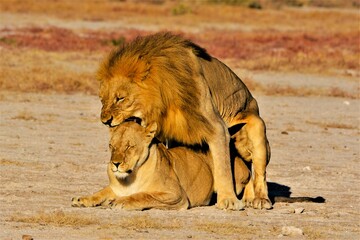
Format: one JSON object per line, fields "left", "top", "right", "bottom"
{"left": 199, "top": 57, "right": 259, "bottom": 125}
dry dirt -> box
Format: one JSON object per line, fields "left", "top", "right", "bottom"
{"left": 1, "top": 79, "right": 359, "bottom": 239}
{"left": 0, "top": 2, "right": 359, "bottom": 239}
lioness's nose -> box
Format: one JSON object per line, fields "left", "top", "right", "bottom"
{"left": 102, "top": 116, "right": 113, "bottom": 126}
{"left": 113, "top": 162, "right": 120, "bottom": 168}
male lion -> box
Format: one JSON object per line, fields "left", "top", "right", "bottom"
{"left": 97, "top": 32, "right": 271, "bottom": 210}
{"left": 71, "top": 122, "right": 250, "bottom": 210}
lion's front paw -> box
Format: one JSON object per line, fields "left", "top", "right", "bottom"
{"left": 244, "top": 198, "right": 253, "bottom": 208}
{"left": 252, "top": 197, "right": 272, "bottom": 210}
{"left": 216, "top": 197, "right": 244, "bottom": 211}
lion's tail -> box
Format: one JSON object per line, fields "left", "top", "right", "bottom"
{"left": 274, "top": 196, "right": 325, "bottom": 203}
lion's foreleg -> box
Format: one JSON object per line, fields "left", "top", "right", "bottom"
{"left": 110, "top": 191, "right": 189, "bottom": 211}
{"left": 71, "top": 186, "right": 116, "bottom": 207}
{"left": 208, "top": 122, "right": 244, "bottom": 211}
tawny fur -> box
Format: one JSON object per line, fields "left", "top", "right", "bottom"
{"left": 97, "top": 32, "right": 271, "bottom": 210}
{"left": 71, "top": 122, "right": 251, "bottom": 210}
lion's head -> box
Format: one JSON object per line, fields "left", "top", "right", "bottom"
{"left": 97, "top": 33, "right": 206, "bottom": 139}
{"left": 99, "top": 76, "right": 146, "bottom": 127}
{"left": 109, "top": 122, "right": 157, "bottom": 180}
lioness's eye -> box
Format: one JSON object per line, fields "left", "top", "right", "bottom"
{"left": 115, "top": 97, "right": 125, "bottom": 103}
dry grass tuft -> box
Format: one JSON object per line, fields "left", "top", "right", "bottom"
{"left": 101, "top": 214, "right": 182, "bottom": 230}
{"left": 9, "top": 210, "right": 98, "bottom": 227}
{"left": 306, "top": 120, "right": 358, "bottom": 130}
{"left": 0, "top": 159, "right": 27, "bottom": 166}
{"left": 11, "top": 111, "right": 37, "bottom": 121}
{"left": 195, "top": 221, "right": 261, "bottom": 235}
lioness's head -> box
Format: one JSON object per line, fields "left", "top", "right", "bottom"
{"left": 109, "top": 122, "right": 157, "bottom": 180}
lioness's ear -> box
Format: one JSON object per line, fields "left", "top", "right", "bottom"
{"left": 146, "top": 122, "right": 157, "bottom": 138}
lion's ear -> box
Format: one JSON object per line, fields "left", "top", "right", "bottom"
{"left": 146, "top": 122, "right": 157, "bottom": 139}
{"left": 134, "top": 61, "right": 151, "bottom": 82}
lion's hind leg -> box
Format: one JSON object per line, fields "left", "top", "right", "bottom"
{"left": 71, "top": 186, "right": 116, "bottom": 207}
{"left": 232, "top": 156, "right": 251, "bottom": 196}
{"left": 232, "top": 114, "right": 272, "bottom": 209}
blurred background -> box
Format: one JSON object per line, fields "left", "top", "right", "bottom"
{"left": 1, "top": 2, "right": 359, "bottom": 238}
{"left": 0, "top": 0, "right": 359, "bottom": 97}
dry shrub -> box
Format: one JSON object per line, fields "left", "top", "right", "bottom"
{"left": 9, "top": 210, "right": 98, "bottom": 227}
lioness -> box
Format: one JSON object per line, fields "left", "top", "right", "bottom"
{"left": 97, "top": 32, "right": 271, "bottom": 210}
{"left": 71, "top": 122, "right": 250, "bottom": 210}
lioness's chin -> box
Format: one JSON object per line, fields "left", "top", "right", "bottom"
{"left": 114, "top": 172, "right": 130, "bottom": 180}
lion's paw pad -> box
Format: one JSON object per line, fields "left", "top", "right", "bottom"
{"left": 216, "top": 198, "right": 244, "bottom": 211}
{"left": 253, "top": 197, "right": 272, "bottom": 210}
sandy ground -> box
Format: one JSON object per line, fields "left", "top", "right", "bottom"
{"left": 1, "top": 71, "right": 359, "bottom": 239}
{"left": 0, "top": 5, "right": 359, "bottom": 240}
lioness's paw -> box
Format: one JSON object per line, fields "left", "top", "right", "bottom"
{"left": 101, "top": 198, "right": 115, "bottom": 206}
{"left": 110, "top": 199, "right": 142, "bottom": 211}
{"left": 216, "top": 197, "right": 244, "bottom": 211}
{"left": 71, "top": 197, "right": 87, "bottom": 207}
{"left": 252, "top": 197, "right": 272, "bottom": 210}
{"left": 109, "top": 199, "right": 125, "bottom": 210}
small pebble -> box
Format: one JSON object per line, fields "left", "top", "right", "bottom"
{"left": 295, "top": 207, "right": 305, "bottom": 214}
{"left": 303, "top": 166, "right": 311, "bottom": 171}
{"left": 22, "top": 235, "right": 33, "bottom": 240}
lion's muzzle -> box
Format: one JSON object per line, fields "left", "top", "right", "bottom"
{"left": 102, "top": 115, "right": 113, "bottom": 126}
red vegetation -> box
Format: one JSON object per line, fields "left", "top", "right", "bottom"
{"left": 0, "top": 27, "right": 358, "bottom": 72}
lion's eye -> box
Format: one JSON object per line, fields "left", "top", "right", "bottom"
{"left": 125, "top": 145, "right": 134, "bottom": 151}
{"left": 115, "top": 97, "right": 125, "bottom": 103}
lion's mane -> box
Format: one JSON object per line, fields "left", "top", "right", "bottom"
{"left": 97, "top": 32, "right": 214, "bottom": 144}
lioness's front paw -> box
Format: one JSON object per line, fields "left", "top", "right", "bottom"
{"left": 216, "top": 197, "right": 244, "bottom": 211}
{"left": 71, "top": 197, "right": 88, "bottom": 207}
{"left": 109, "top": 199, "right": 126, "bottom": 210}
{"left": 253, "top": 197, "right": 272, "bottom": 210}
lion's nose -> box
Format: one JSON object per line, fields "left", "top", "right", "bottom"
{"left": 102, "top": 116, "right": 113, "bottom": 126}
